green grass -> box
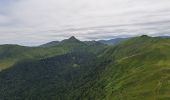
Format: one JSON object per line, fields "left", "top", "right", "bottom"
{"left": 94, "top": 36, "right": 170, "bottom": 100}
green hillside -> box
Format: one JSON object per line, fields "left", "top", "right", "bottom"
{"left": 0, "top": 37, "right": 106, "bottom": 70}
{"left": 94, "top": 35, "right": 170, "bottom": 100}
{"left": 0, "top": 52, "right": 101, "bottom": 100}
{"left": 0, "top": 35, "right": 170, "bottom": 100}
{"left": 0, "top": 45, "right": 68, "bottom": 70}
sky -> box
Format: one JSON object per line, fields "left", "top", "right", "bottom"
{"left": 0, "top": 0, "right": 170, "bottom": 46}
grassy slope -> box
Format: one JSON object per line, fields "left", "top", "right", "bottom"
{"left": 95, "top": 36, "right": 170, "bottom": 100}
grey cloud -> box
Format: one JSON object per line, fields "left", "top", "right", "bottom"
{"left": 0, "top": 0, "right": 170, "bottom": 46}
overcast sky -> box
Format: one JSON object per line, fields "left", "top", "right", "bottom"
{"left": 0, "top": 0, "right": 170, "bottom": 46}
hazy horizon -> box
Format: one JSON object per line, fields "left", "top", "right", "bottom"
{"left": 0, "top": 35, "right": 168, "bottom": 46}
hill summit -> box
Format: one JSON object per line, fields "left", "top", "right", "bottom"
{"left": 61, "top": 36, "right": 80, "bottom": 43}
{"left": 69, "top": 36, "right": 78, "bottom": 41}
{"left": 40, "top": 36, "right": 81, "bottom": 47}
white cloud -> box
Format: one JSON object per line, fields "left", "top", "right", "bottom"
{"left": 0, "top": 0, "right": 170, "bottom": 45}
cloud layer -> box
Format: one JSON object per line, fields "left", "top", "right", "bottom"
{"left": 0, "top": 0, "right": 170, "bottom": 46}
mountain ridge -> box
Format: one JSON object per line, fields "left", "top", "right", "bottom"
{"left": 0, "top": 36, "right": 106, "bottom": 70}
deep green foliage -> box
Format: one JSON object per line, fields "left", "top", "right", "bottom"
{"left": 0, "top": 52, "right": 110, "bottom": 100}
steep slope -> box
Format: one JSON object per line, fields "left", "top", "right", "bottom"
{"left": 85, "top": 35, "right": 170, "bottom": 100}
{"left": 0, "top": 51, "right": 108, "bottom": 100}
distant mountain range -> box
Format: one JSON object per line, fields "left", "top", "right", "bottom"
{"left": 0, "top": 36, "right": 106, "bottom": 70}
{"left": 98, "top": 37, "right": 129, "bottom": 45}
{"left": 1, "top": 35, "right": 170, "bottom": 100}
{"left": 40, "top": 36, "right": 129, "bottom": 48}
{"left": 40, "top": 35, "right": 170, "bottom": 47}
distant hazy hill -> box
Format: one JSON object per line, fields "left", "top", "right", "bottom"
{"left": 159, "top": 36, "right": 170, "bottom": 38}
{"left": 40, "top": 41, "right": 60, "bottom": 47}
{"left": 98, "top": 35, "right": 170, "bottom": 45}
{"left": 98, "top": 37, "right": 129, "bottom": 45}
{"left": 41, "top": 36, "right": 128, "bottom": 47}
{"left": 1, "top": 35, "right": 170, "bottom": 100}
